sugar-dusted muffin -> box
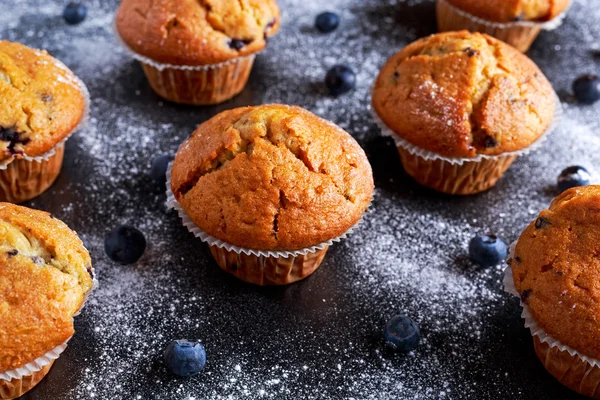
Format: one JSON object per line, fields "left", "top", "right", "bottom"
{"left": 508, "top": 185, "right": 600, "bottom": 398}
{"left": 170, "top": 104, "right": 374, "bottom": 285}
{"left": 437, "top": 0, "right": 571, "bottom": 52}
{"left": 0, "top": 40, "right": 87, "bottom": 203}
{"left": 115, "top": 0, "right": 280, "bottom": 105}
{"left": 0, "top": 203, "right": 94, "bottom": 400}
{"left": 372, "top": 31, "right": 556, "bottom": 195}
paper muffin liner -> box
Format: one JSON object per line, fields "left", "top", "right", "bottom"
{"left": 0, "top": 341, "right": 68, "bottom": 383}
{"left": 371, "top": 92, "right": 562, "bottom": 194}
{"left": 0, "top": 74, "right": 90, "bottom": 170}
{"left": 436, "top": 0, "right": 572, "bottom": 52}
{"left": 113, "top": 24, "right": 257, "bottom": 105}
{"left": 165, "top": 163, "right": 364, "bottom": 259}
{"left": 504, "top": 242, "right": 600, "bottom": 368}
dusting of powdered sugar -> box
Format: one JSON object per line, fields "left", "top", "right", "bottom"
{"left": 2, "top": 0, "right": 599, "bottom": 399}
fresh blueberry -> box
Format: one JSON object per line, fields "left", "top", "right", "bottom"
{"left": 468, "top": 235, "right": 508, "bottom": 267}
{"left": 164, "top": 340, "right": 206, "bottom": 377}
{"left": 325, "top": 65, "right": 356, "bottom": 96}
{"left": 315, "top": 12, "right": 340, "bottom": 33}
{"left": 150, "top": 154, "right": 174, "bottom": 188}
{"left": 63, "top": 2, "right": 87, "bottom": 25}
{"left": 384, "top": 314, "right": 421, "bottom": 352}
{"left": 104, "top": 225, "right": 146, "bottom": 264}
{"left": 557, "top": 166, "right": 591, "bottom": 192}
{"left": 573, "top": 75, "right": 600, "bottom": 105}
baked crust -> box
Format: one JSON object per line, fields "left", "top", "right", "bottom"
{"left": 115, "top": 0, "right": 280, "bottom": 66}
{"left": 171, "top": 104, "right": 374, "bottom": 251}
{"left": 0, "top": 41, "right": 85, "bottom": 161}
{"left": 445, "top": 0, "right": 570, "bottom": 23}
{"left": 511, "top": 186, "right": 600, "bottom": 361}
{"left": 0, "top": 203, "right": 92, "bottom": 372}
{"left": 372, "top": 31, "right": 556, "bottom": 159}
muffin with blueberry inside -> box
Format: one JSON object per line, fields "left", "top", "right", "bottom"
{"left": 372, "top": 31, "right": 557, "bottom": 195}
{"left": 169, "top": 104, "right": 373, "bottom": 285}
{"left": 507, "top": 185, "right": 600, "bottom": 398}
{"left": 0, "top": 203, "right": 94, "bottom": 399}
{"left": 115, "top": 0, "right": 280, "bottom": 105}
{"left": 436, "top": 0, "right": 571, "bottom": 52}
{"left": 0, "top": 40, "right": 87, "bottom": 203}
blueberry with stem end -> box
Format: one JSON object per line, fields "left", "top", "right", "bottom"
{"left": 315, "top": 12, "right": 340, "bottom": 33}
{"left": 469, "top": 235, "right": 508, "bottom": 267}
{"left": 384, "top": 314, "right": 421, "bottom": 352}
{"left": 164, "top": 340, "right": 206, "bottom": 377}
{"left": 557, "top": 166, "right": 591, "bottom": 192}
{"left": 325, "top": 65, "right": 356, "bottom": 96}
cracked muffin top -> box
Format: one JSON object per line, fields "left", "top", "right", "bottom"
{"left": 372, "top": 31, "right": 556, "bottom": 159}
{"left": 445, "top": 0, "right": 570, "bottom": 23}
{"left": 0, "top": 41, "right": 85, "bottom": 163}
{"left": 0, "top": 203, "right": 93, "bottom": 373}
{"left": 115, "top": 0, "right": 280, "bottom": 66}
{"left": 171, "top": 104, "right": 374, "bottom": 251}
{"left": 510, "top": 186, "right": 600, "bottom": 360}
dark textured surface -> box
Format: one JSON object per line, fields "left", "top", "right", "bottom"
{"left": 2, "top": 0, "right": 599, "bottom": 399}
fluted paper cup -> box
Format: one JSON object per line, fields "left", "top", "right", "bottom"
{"left": 166, "top": 163, "right": 366, "bottom": 285}
{"left": 114, "top": 25, "right": 256, "bottom": 106}
{"left": 436, "top": 0, "right": 572, "bottom": 52}
{"left": 504, "top": 245, "right": 600, "bottom": 398}
{"left": 0, "top": 75, "right": 90, "bottom": 203}
{"left": 371, "top": 94, "right": 562, "bottom": 195}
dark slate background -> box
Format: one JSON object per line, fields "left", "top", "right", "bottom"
{"left": 2, "top": 0, "right": 598, "bottom": 399}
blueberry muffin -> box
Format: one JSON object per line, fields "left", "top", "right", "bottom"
{"left": 0, "top": 203, "right": 94, "bottom": 399}
{"left": 170, "top": 104, "right": 374, "bottom": 285}
{"left": 508, "top": 185, "right": 600, "bottom": 398}
{"left": 437, "top": 0, "right": 571, "bottom": 52}
{"left": 372, "top": 31, "right": 556, "bottom": 195}
{"left": 0, "top": 40, "right": 87, "bottom": 203}
{"left": 115, "top": 0, "right": 280, "bottom": 105}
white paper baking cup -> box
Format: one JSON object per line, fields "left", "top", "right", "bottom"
{"left": 504, "top": 242, "right": 600, "bottom": 368}
{"left": 0, "top": 71, "right": 91, "bottom": 170}
{"left": 439, "top": 0, "right": 572, "bottom": 30}
{"left": 165, "top": 163, "right": 366, "bottom": 259}
{"left": 113, "top": 22, "right": 257, "bottom": 72}
{"left": 371, "top": 92, "right": 563, "bottom": 165}
{"left": 0, "top": 340, "right": 68, "bottom": 382}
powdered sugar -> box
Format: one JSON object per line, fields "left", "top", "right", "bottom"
{"left": 2, "top": 0, "right": 599, "bottom": 399}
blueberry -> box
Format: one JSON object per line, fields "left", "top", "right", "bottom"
{"left": 164, "top": 340, "right": 206, "bottom": 377}
{"left": 63, "top": 2, "right": 87, "bottom": 25}
{"left": 315, "top": 12, "right": 340, "bottom": 33}
{"left": 150, "top": 154, "right": 174, "bottom": 189}
{"left": 383, "top": 314, "right": 421, "bottom": 352}
{"left": 104, "top": 225, "right": 146, "bottom": 264}
{"left": 468, "top": 234, "right": 508, "bottom": 267}
{"left": 573, "top": 75, "right": 600, "bottom": 105}
{"left": 557, "top": 166, "right": 591, "bottom": 192}
{"left": 325, "top": 65, "right": 356, "bottom": 96}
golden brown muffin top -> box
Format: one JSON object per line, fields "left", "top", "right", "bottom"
{"left": 0, "top": 41, "right": 85, "bottom": 163}
{"left": 372, "top": 31, "right": 556, "bottom": 159}
{"left": 511, "top": 186, "right": 600, "bottom": 360}
{"left": 0, "top": 203, "right": 93, "bottom": 373}
{"left": 115, "top": 0, "right": 280, "bottom": 66}
{"left": 445, "top": 0, "right": 570, "bottom": 23}
{"left": 171, "top": 105, "right": 374, "bottom": 251}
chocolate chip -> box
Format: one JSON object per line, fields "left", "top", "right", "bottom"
{"left": 41, "top": 93, "right": 53, "bottom": 102}
{"left": 463, "top": 47, "right": 479, "bottom": 57}
{"left": 514, "top": 256, "right": 521, "bottom": 264}
{"left": 30, "top": 256, "right": 44, "bottom": 265}
{"left": 7, "top": 249, "right": 18, "bottom": 257}
{"left": 86, "top": 265, "right": 94, "bottom": 278}
{"left": 535, "top": 217, "right": 550, "bottom": 229}
{"left": 484, "top": 136, "right": 498, "bottom": 148}
{"left": 520, "top": 289, "right": 532, "bottom": 304}
{"left": 513, "top": 13, "right": 525, "bottom": 21}
{"left": 228, "top": 39, "right": 253, "bottom": 50}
